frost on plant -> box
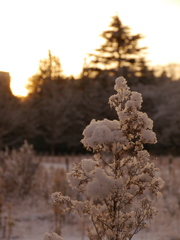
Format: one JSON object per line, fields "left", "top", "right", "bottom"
{"left": 0, "top": 140, "right": 39, "bottom": 198}
{"left": 51, "top": 77, "right": 163, "bottom": 240}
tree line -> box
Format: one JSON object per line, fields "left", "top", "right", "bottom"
{"left": 0, "top": 15, "right": 179, "bottom": 155}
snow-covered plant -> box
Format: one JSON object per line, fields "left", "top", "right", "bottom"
{"left": 0, "top": 140, "right": 39, "bottom": 198}
{"left": 43, "top": 232, "right": 64, "bottom": 240}
{"left": 51, "top": 77, "right": 163, "bottom": 240}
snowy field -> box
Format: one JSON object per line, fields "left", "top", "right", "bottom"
{"left": 1, "top": 155, "right": 180, "bottom": 240}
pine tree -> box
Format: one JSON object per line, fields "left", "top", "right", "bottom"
{"left": 26, "top": 51, "right": 68, "bottom": 153}
{"left": 49, "top": 76, "right": 163, "bottom": 240}
{"left": 39, "top": 50, "right": 63, "bottom": 81}
{"left": 27, "top": 50, "right": 63, "bottom": 95}
{"left": 83, "top": 16, "right": 146, "bottom": 78}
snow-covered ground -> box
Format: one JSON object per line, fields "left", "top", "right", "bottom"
{"left": 1, "top": 155, "right": 180, "bottom": 240}
{"left": 5, "top": 197, "right": 89, "bottom": 240}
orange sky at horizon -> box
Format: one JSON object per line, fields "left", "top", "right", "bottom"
{"left": 0, "top": 0, "right": 180, "bottom": 96}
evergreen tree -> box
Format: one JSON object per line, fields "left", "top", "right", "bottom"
{"left": 26, "top": 51, "right": 68, "bottom": 152}
{"left": 27, "top": 50, "right": 63, "bottom": 95}
{"left": 38, "top": 80, "right": 74, "bottom": 154}
{"left": 83, "top": 15, "right": 146, "bottom": 78}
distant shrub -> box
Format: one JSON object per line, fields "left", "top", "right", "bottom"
{"left": 0, "top": 141, "right": 39, "bottom": 199}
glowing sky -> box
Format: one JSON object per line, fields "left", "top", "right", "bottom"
{"left": 0, "top": 0, "right": 180, "bottom": 96}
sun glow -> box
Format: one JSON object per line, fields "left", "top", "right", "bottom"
{"left": 0, "top": 0, "right": 179, "bottom": 97}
